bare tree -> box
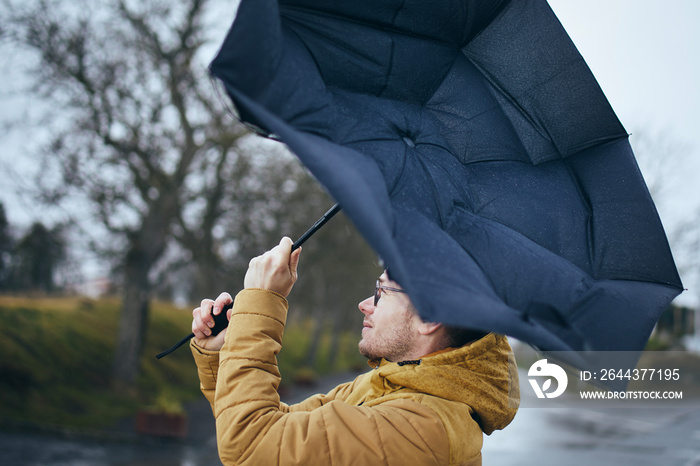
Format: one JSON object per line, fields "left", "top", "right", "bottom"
{"left": 631, "top": 127, "right": 700, "bottom": 343}
{"left": 631, "top": 128, "right": 698, "bottom": 283}
{"left": 3, "top": 0, "right": 389, "bottom": 387}
{"left": 2, "top": 0, "right": 252, "bottom": 387}
{"left": 630, "top": 128, "right": 690, "bottom": 214}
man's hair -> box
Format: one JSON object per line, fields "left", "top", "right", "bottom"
{"left": 442, "top": 325, "right": 487, "bottom": 348}
{"left": 406, "top": 301, "right": 486, "bottom": 349}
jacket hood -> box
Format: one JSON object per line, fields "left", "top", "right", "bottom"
{"left": 368, "top": 333, "right": 520, "bottom": 434}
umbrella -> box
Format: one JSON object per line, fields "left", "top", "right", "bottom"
{"left": 208, "top": 0, "right": 683, "bottom": 359}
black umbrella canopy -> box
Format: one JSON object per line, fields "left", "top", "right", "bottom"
{"left": 210, "top": 0, "right": 683, "bottom": 355}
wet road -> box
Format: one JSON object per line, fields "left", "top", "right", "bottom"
{"left": 0, "top": 373, "right": 356, "bottom": 466}
{"left": 0, "top": 397, "right": 223, "bottom": 466}
{"left": 483, "top": 403, "right": 700, "bottom": 465}
{"left": 0, "top": 432, "right": 221, "bottom": 466}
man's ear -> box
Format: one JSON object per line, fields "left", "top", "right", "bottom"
{"left": 416, "top": 320, "right": 442, "bottom": 336}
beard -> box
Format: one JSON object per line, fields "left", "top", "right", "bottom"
{"left": 358, "top": 310, "right": 416, "bottom": 362}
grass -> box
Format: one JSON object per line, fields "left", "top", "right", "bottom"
{"left": 0, "top": 295, "right": 366, "bottom": 431}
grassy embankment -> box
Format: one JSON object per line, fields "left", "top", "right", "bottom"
{"left": 0, "top": 295, "right": 365, "bottom": 430}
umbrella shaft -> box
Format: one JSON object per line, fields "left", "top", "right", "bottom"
{"left": 292, "top": 203, "right": 341, "bottom": 251}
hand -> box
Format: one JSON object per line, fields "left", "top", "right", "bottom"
{"left": 192, "top": 292, "right": 233, "bottom": 351}
{"left": 244, "top": 237, "right": 301, "bottom": 297}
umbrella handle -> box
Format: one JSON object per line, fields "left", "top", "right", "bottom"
{"left": 155, "top": 303, "right": 232, "bottom": 359}
{"left": 155, "top": 203, "right": 342, "bottom": 359}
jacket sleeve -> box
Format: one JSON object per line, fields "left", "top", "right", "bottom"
{"left": 190, "top": 322, "right": 357, "bottom": 413}
{"left": 191, "top": 342, "right": 220, "bottom": 410}
{"left": 209, "top": 289, "right": 452, "bottom": 466}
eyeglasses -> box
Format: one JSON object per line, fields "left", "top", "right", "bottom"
{"left": 374, "top": 280, "right": 407, "bottom": 307}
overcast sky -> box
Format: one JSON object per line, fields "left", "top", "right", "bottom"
{"left": 1, "top": 0, "right": 698, "bottom": 300}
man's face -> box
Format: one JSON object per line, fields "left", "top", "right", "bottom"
{"left": 357, "top": 271, "right": 420, "bottom": 362}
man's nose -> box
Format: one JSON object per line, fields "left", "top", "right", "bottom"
{"left": 358, "top": 296, "right": 374, "bottom": 316}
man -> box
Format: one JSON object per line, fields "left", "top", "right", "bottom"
{"left": 191, "top": 237, "right": 519, "bottom": 465}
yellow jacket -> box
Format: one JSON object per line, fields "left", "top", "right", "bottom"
{"left": 191, "top": 289, "right": 519, "bottom": 465}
